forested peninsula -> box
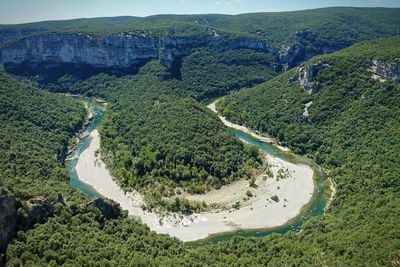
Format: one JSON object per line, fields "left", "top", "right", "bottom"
{"left": 0, "top": 7, "right": 399, "bottom": 266}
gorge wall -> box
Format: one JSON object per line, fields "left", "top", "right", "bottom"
{"left": 0, "top": 31, "right": 347, "bottom": 82}
{"left": 369, "top": 58, "right": 400, "bottom": 82}
{"left": 0, "top": 32, "right": 276, "bottom": 80}
{"left": 0, "top": 29, "right": 378, "bottom": 84}
{"left": 0, "top": 189, "right": 17, "bottom": 254}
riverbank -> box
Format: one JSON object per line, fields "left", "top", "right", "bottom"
{"left": 325, "top": 177, "right": 337, "bottom": 213}
{"left": 66, "top": 102, "right": 92, "bottom": 158}
{"left": 207, "top": 101, "right": 290, "bottom": 152}
{"left": 73, "top": 100, "right": 315, "bottom": 242}
{"left": 63, "top": 93, "right": 107, "bottom": 103}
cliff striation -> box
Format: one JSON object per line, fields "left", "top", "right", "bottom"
{"left": 292, "top": 62, "right": 330, "bottom": 94}
{"left": 0, "top": 29, "right": 45, "bottom": 46}
{"left": 369, "top": 58, "right": 400, "bottom": 82}
{"left": 0, "top": 189, "right": 17, "bottom": 253}
{"left": 0, "top": 32, "right": 276, "bottom": 76}
{"left": 0, "top": 28, "right": 363, "bottom": 81}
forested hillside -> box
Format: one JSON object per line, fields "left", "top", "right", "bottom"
{"left": 1, "top": 7, "right": 400, "bottom": 266}
{"left": 125, "top": 7, "right": 400, "bottom": 58}
{"left": 0, "top": 16, "right": 140, "bottom": 45}
{"left": 3, "top": 34, "right": 399, "bottom": 267}
{"left": 1, "top": 7, "right": 399, "bottom": 76}
{"left": 69, "top": 62, "right": 262, "bottom": 211}
{"left": 0, "top": 71, "right": 188, "bottom": 265}
{"left": 2, "top": 7, "right": 399, "bottom": 47}
{"left": 180, "top": 48, "right": 279, "bottom": 99}
{"left": 45, "top": 48, "right": 279, "bottom": 100}
{"left": 0, "top": 72, "right": 86, "bottom": 201}
{"left": 216, "top": 36, "right": 400, "bottom": 264}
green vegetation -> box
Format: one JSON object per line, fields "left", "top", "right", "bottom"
{"left": 276, "top": 168, "right": 291, "bottom": 181}
{"left": 204, "top": 7, "right": 400, "bottom": 48}
{"left": 246, "top": 190, "right": 253, "bottom": 197}
{"left": 249, "top": 176, "right": 256, "bottom": 187}
{"left": 2, "top": 7, "right": 399, "bottom": 54}
{"left": 180, "top": 48, "right": 279, "bottom": 99}
{"left": 0, "top": 72, "right": 86, "bottom": 202}
{"left": 0, "top": 16, "right": 140, "bottom": 32}
{"left": 0, "top": 22, "right": 259, "bottom": 48}
{"left": 43, "top": 48, "right": 279, "bottom": 101}
{"left": 68, "top": 63, "right": 263, "bottom": 211}
{"left": 217, "top": 36, "right": 400, "bottom": 265}
{"left": 271, "top": 195, "right": 279, "bottom": 202}
{"left": 102, "top": 98, "right": 260, "bottom": 190}
{"left": 0, "top": 71, "right": 185, "bottom": 265}
{"left": 164, "top": 197, "right": 206, "bottom": 213}
{"left": 1, "top": 9, "right": 400, "bottom": 266}
{"left": 0, "top": 16, "right": 140, "bottom": 43}
{"left": 6, "top": 208, "right": 187, "bottom": 266}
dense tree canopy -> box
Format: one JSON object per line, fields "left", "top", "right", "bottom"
{"left": 1, "top": 17, "right": 400, "bottom": 265}
{"left": 217, "top": 36, "right": 400, "bottom": 265}
{"left": 0, "top": 72, "right": 86, "bottom": 202}
{"left": 68, "top": 64, "right": 263, "bottom": 210}
{"left": 2, "top": 7, "right": 399, "bottom": 49}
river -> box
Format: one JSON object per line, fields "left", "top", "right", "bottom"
{"left": 66, "top": 97, "right": 330, "bottom": 245}
{"left": 65, "top": 98, "right": 105, "bottom": 198}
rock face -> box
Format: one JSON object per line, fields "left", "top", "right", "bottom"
{"left": 21, "top": 193, "right": 67, "bottom": 229}
{"left": 0, "top": 32, "right": 276, "bottom": 74}
{"left": 87, "top": 198, "right": 123, "bottom": 219}
{"left": 0, "top": 189, "right": 17, "bottom": 253}
{"left": 26, "top": 197, "right": 54, "bottom": 225}
{"left": 0, "top": 191, "right": 122, "bottom": 254}
{"left": 0, "top": 29, "right": 45, "bottom": 46}
{"left": 295, "top": 63, "right": 330, "bottom": 94}
{"left": 279, "top": 44, "right": 305, "bottom": 70}
{"left": 369, "top": 58, "right": 400, "bottom": 82}
{"left": 279, "top": 43, "right": 338, "bottom": 70}
{"left": 279, "top": 29, "right": 344, "bottom": 70}
{"left": 0, "top": 29, "right": 358, "bottom": 79}
{"left": 302, "top": 101, "right": 313, "bottom": 118}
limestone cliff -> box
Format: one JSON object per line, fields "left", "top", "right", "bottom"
{"left": 279, "top": 43, "right": 339, "bottom": 70}
{"left": 0, "top": 32, "right": 276, "bottom": 74}
{"left": 0, "top": 29, "right": 45, "bottom": 46}
{"left": 278, "top": 29, "right": 346, "bottom": 70}
{"left": 0, "top": 189, "right": 17, "bottom": 253}
{"left": 86, "top": 198, "right": 124, "bottom": 219}
{"left": 292, "top": 62, "right": 330, "bottom": 94}
{"left": 369, "top": 58, "right": 400, "bottom": 82}
{"left": 0, "top": 28, "right": 357, "bottom": 80}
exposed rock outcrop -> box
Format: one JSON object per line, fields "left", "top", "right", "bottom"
{"left": 302, "top": 101, "right": 313, "bottom": 117}
{"left": 279, "top": 43, "right": 339, "bottom": 71}
{"left": 86, "top": 198, "right": 123, "bottom": 219}
{"left": 368, "top": 58, "right": 400, "bottom": 82}
{"left": 0, "top": 29, "right": 45, "bottom": 46}
{"left": 20, "top": 193, "right": 67, "bottom": 229}
{"left": 0, "top": 189, "right": 17, "bottom": 253}
{"left": 0, "top": 191, "right": 122, "bottom": 256}
{"left": 279, "top": 30, "right": 344, "bottom": 70}
{"left": 25, "top": 197, "right": 54, "bottom": 225}
{"left": 295, "top": 29, "right": 311, "bottom": 38}
{"left": 294, "top": 63, "right": 330, "bottom": 94}
{"left": 0, "top": 32, "right": 276, "bottom": 75}
{"left": 0, "top": 28, "right": 367, "bottom": 81}
{"left": 279, "top": 44, "right": 305, "bottom": 70}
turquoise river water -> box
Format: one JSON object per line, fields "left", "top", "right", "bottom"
{"left": 66, "top": 97, "right": 330, "bottom": 246}
{"left": 66, "top": 98, "right": 104, "bottom": 198}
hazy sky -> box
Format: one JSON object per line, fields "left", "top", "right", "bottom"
{"left": 1, "top": 0, "right": 399, "bottom": 24}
